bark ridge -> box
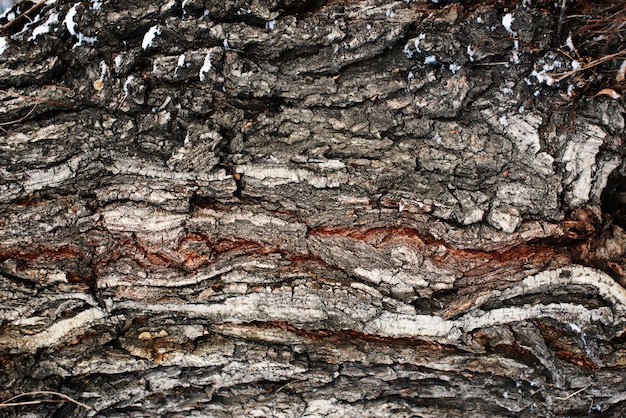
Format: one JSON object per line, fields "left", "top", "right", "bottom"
{"left": 1, "top": 0, "right": 626, "bottom": 416}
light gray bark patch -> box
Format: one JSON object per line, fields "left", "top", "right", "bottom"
{"left": 1, "top": 0, "right": 625, "bottom": 416}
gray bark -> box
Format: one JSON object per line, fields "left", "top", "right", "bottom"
{"left": 1, "top": 0, "right": 626, "bottom": 416}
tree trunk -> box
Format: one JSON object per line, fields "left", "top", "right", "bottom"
{"left": 1, "top": 0, "right": 626, "bottom": 416}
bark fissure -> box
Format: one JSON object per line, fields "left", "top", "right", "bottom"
{"left": 1, "top": 0, "right": 626, "bottom": 416}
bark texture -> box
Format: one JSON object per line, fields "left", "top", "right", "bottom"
{"left": 1, "top": 0, "right": 626, "bottom": 416}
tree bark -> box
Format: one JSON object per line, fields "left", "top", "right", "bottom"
{"left": 1, "top": 0, "right": 626, "bottom": 416}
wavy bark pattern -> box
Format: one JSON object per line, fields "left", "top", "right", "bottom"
{"left": 1, "top": 0, "right": 626, "bottom": 416}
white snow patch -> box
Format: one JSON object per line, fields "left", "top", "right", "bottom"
{"left": 449, "top": 63, "right": 462, "bottom": 73}
{"left": 569, "top": 323, "right": 582, "bottom": 333}
{"left": 529, "top": 57, "right": 562, "bottom": 85}
{"left": 511, "top": 40, "right": 520, "bottom": 64}
{"left": 199, "top": 52, "right": 212, "bottom": 82}
{"left": 0, "top": 36, "right": 7, "bottom": 55}
{"left": 530, "top": 69, "right": 557, "bottom": 86}
{"left": 123, "top": 75, "right": 134, "bottom": 97}
{"left": 98, "top": 60, "right": 108, "bottom": 80}
{"left": 402, "top": 44, "right": 413, "bottom": 58}
{"left": 63, "top": 4, "right": 79, "bottom": 36}
{"left": 29, "top": 12, "right": 59, "bottom": 41}
{"left": 467, "top": 45, "right": 476, "bottom": 62}
{"left": 415, "top": 33, "right": 425, "bottom": 53}
{"left": 502, "top": 13, "right": 516, "bottom": 36}
{"left": 11, "top": 14, "right": 41, "bottom": 41}
{"left": 64, "top": 3, "right": 97, "bottom": 47}
{"left": 75, "top": 32, "right": 97, "bottom": 47}
{"left": 142, "top": 25, "right": 161, "bottom": 50}
{"left": 566, "top": 34, "right": 575, "bottom": 52}
{"left": 174, "top": 54, "right": 185, "bottom": 77}
{"left": 403, "top": 34, "right": 425, "bottom": 58}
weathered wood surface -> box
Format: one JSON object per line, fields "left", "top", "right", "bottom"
{"left": 1, "top": 0, "right": 626, "bottom": 416}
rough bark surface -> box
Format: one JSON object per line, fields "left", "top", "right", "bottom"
{"left": 1, "top": 0, "right": 626, "bottom": 416}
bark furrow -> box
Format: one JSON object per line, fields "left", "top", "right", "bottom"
{"left": 1, "top": 0, "right": 625, "bottom": 416}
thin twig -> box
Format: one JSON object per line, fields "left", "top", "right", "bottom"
{"left": 554, "top": 385, "right": 591, "bottom": 401}
{"left": 556, "top": 0, "right": 568, "bottom": 43}
{"left": 0, "top": 87, "right": 74, "bottom": 126}
{"left": 0, "top": 97, "right": 40, "bottom": 126}
{"left": 0, "top": 391, "right": 92, "bottom": 410}
{"left": 550, "top": 50, "right": 626, "bottom": 82}
{"left": 473, "top": 62, "right": 510, "bottom": 66}
{"left": 0, "top": 400, "right": 66, "bottom": 407}
{"left": 1, "top": 0, "right": 47, "bottom": 31}
{"left": 275, "top": 378, "right": 303, "bottom": 393}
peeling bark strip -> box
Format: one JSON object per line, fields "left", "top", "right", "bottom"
{"left": 1, "top": 0, "right": 626, "bottom": 416}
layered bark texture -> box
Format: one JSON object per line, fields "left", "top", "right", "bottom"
{"left": 1, "top": 0, "right": 626, "bottom": 416}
